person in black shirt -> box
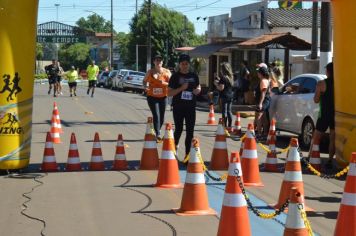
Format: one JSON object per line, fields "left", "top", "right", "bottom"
{"left": 168, "top": 54, "right": 201, "bottom": 160}
{"left": 45, "top": 59, "right": 59, "bottom": 97}
{"left": 214, "top": 62, "right": 234, "bottom": 130}
{"left": 310, "top": 62, "right": 335, "bottom": 169}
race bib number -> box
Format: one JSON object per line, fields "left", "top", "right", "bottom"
{"left": 181, "top": 91, "right": 193, "bottom": 100}
{"left": 153, "top": 88, "right": 163, "bottom": 95}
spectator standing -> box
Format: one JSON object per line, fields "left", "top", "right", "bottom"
{"left": 310, "top": 62, "right": 335, "bottom": 168}
{"left": 255, "top": 66, "right": 271, "bottom": 140}
{"left": 86, "top": 60, "right": 100, "bottom": 97}
{"left": 45, "top": 59, "right": 60, "bottom": 97}
{"left": 168, "top": 54, "right": 201, "bottom": 160}
{"left": 143, "top": 55, "right": 171, "bottom": 142}
{"left": 214, "top": 62, "right": 234, "bottom": 130}
{"left": 65, "top": 66, "right": 78, "bottom": 97}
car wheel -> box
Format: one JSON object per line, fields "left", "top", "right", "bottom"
{"left": 299, "top": 118, "right": 314, "bottom": 149}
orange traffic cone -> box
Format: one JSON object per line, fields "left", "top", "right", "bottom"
{"left": 263, "top": 131, "right": 279, "bottom": 172}
{"left": 266, "top": 118, "right": 276, "bottom": 143}
{"left": 241, "top": 123, "right": 263, "bottom": 186}
{"left": 41, "top": 132, "right": 58, "bottom": 172}
{"left": 274, "top": 138, "right": 309, "bottom": 210}
{"left": 283, "top": 187, "right": 309, "bottom": 236}
{"left": 140, "top": 117, "right": 159, "bottom": 170}
{"left": 155, "top": 123, "right": 182, "bottom": 188}
{"left": 207, "top": 104, "right": 216, "bottom": 125}
{"left": 217, "top": 152, "right": 251, "bottom": 236}
{"left": 334, "top": 153, "right": 356, "bottom": 236}
{"left": 66, "top": 132, "right": 81, "bottom": 171}
{"left": 233, "top": 112, "right": 242, "bottom": 136}
{"left": 174, "top": 138, "right": 216, "bottom": 215}
{"left": 53, "top": 102, "right": 63, "bottom": 133}
{"left": 210, "top": 118, "right": 229, "bottom": 170}
{"left": 112, "top": 134, "right": 128, "bottom": 170}
{"left": 50, "top": 111, "right": 61, "bottom": 144}
{"left": 309, "top": 139, "right": 321, "bottom": 171}
{"left": 89, "top": 132, "right": 105, "bottom": 171}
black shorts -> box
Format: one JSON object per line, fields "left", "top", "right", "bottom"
{"left": 316, "top": 116, "right": 335, "bottom": 132}
{"left": 48, "top": 77, "right": 56, "bottom": 84}
{"left": 68, "top": 82, "right": 77, "bottom": 88}
{"left": 88, "top": 80, "right": 97, "bottom": 87}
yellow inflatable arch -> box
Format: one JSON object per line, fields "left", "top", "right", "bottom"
{"left": 0, "top": 0, "right": 354, "bottom": 169}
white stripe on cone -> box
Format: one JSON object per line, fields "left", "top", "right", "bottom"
{"left": 43, "top": 156, "right": 56, "bottom": 162}
{"left": 349, "top": 163, "right": 356, "bottom": 176}
{"left": 69, "top": 144, "right": 78, "bottom": 150}
{"left": 266, "top": 158, "right": 277, "bottom": 164}
{"left": 285, "top": 203, "right": 306, "bottom": 229}
{"left": 92, "top": 142, "right": 101, "bottom": 148}
{"left": 91, "top": 156, "right": 103, "bottom": 162}
{"left": 309, "top": 158, "right": 321, "bottom": 164}
{"left": 45, "top": 142, "right": 54, "bottom": 148}
{"left": 161, "top": 150, "right": 175, "bottom": 160}
{"left": 228, "top": 163, "right": 242, "bottom": 176}
{"left": 143, "top": 141, "right": 157, "bottom": 149}
{"left": 214, "top": 141, "right": 227, "bottom": 149}
{"left": 222, "top": 193, "right": 247, "bottom": 207}
{"left": 115, "top": 154, "right": 126, "bottom": 160}
{"left": 312, "top": 145, "right": 319, "bottom": 151}
{"left": 341, "top": 192, "right": 356, "bottom": 206}
{"left": 216, "top": 126, "right": 225, "bottom": 135}
{"left": 185, "top": 173, "right": 205, "bottom": 184}
{"left": 242, "top": 149, "right": 258, "bottom": 159}
{"left": 284, "top": 171, "right": 303, "bottom": 182}
{"left": 51, "top": 133, "right": 60, "bottom": 138}
{"left": 189, "top": 149, "right": 200, "bottom": 163}
{"left": 67, "top": 158, "right": 80, "bottom": 164}
{"left": 287, "top": 148, "right": 300, "bottom": 162}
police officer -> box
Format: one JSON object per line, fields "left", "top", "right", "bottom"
{"left": 168, "top": 54, "right": 201, "bottom": 160}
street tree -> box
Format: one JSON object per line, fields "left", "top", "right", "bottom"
{"left": 58, "top": 43, "right": 91, "bottom": 70}
{"left": 76, "top": 14, "right": 112, "bottom": 33}
{"left": 122, "top": 2, "right": 206, "bottom": 71}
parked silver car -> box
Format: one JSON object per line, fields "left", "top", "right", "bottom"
{"left": 97, "top": 71, "right": 110, "bottom": 88}
{"left": 269, "top": 73, "right": 326, "bottom": 148}
{"left": 112, "top": 69, "right": 129, "bottom": 90}
{"left": 118, "top": 70, "right": 146, "bottom": 93}
{"left": 107, "top": 70, "right": 119, "bottom": 88}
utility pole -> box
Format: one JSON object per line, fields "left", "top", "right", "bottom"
{"left": 146, "top": 0, "right": 152, "bottom": 71}
{"left": 55, "top": 3, "right": 60, "bottom": 21}
{"left": 110, "top": 0, "right": 114, "bottom": 70}
{"left": 319, "top": 2, "right": 332, "bottom": 73}
{"left": 311, "top": 2, "right": 318, "bottom": 60}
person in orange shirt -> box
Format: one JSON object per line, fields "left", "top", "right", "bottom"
{"left": 144, "top": 55, "right": 172, "bottom": 142}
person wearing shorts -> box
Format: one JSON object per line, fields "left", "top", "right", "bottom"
{"left": 65, "top": 66, "right": 78, "bottom": 97}
{"left": 86, "top": 60, "right": 99, "bottom": 97}
{"left": 310, "top": 62, "right": 335, "bottom": 169}
{"left": 45, "top": 59, "right": 59, "bottom": 97}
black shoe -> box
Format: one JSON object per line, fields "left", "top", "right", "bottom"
{"left": 87, "top": 89, "right": 89, "bottom": 95}
{"left": 48, "top": 90, "right": 51, "bottom": 95}
{"left": 54, "top": 94, "right": 56, "bottom": 97}
{"left": 91, "top": 93, "right": 94, "bottom": 97}
{"left": 74, "top": 92, "right": 77, "bottom": 96}
{"left": 70, "top": 94, "right": 73, "bottom": 97}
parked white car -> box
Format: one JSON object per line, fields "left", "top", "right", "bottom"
{"left": 112, "top": 69, "right": 129, "bottom": 90}
{"left": 269, "top": 73, "right": 326, "bottom": 148}
{"left": 118, "top": 70, "right": 146, "bottom": 93}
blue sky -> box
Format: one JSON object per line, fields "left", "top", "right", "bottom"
{"left": 38, "top": 0, "right": 312, "bottom": 35}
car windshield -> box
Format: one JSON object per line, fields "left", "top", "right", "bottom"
{"left": 130, "top": 72, "right": 145, "bottom": 77}
{"left": 103, "top": 72, "right": 109, "bottom": 76}
{"left": 120, "top": 70, "right": 128, "bottom": 76}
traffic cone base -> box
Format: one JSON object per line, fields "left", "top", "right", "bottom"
{"left": 218, "top": 207, "right": 251, "bottom": 236}
{"left": 210, "top": 149, "right": 229, "bottom": 170}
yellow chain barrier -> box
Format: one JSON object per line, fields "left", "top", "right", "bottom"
{"left": 224, "top": 128, "right": 231, "bottom": 137}
{"left": 195, "top": 150, "right": 228, "bottom": 181}
{"left": 183, "top": 154, "right": 190, "bottom": 163}
{"left": 306, "top": 163, "right": 349, "bottom": 178}
{"left": 258, "top": 143, "right": 271, "bottom": 153}
{"left": 279, "top": 146, "right": 290, "bottom": 153}
{"left": 298, "top": 204, "right": 314, "bottom": 236}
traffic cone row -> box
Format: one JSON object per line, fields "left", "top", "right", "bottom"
{"left": 210, "top": 118, "right": 229, "bottom": 170}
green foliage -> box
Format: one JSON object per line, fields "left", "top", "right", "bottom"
{"left": 36, "top": 43, "right": 44, "bottom": 60}
{"left": 191, "top": 58, "right": 206, "bottom": 74}
{"left": 76, "top": 14, "right": 113, "bottom": 33}
{"left": 118, "top": 2, "right": 206, "bottom": 71}
{"left": 99, "top": 60, "right": 110, "bottom": 70}
{"left": 34, "top": 73, "right": 48, "bottom": 80}
{"left": 58, "top": 43, "right": 91, "bottom": 70}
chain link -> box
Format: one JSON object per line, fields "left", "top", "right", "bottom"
{"left": 298, "top": 149, "right": 349, "bottom": 179}
{"left": 234, "top": 169, "right": 289, "bottom": 219}
{"left": 297, "top": 204, "right": 314, "bottom": 236}
{"left": 195, "top": 148, "right": 228, "bottom": 181}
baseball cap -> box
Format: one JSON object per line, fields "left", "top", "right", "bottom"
{"left": 256, "top": 62, "right": 268, "bottom": 69}
{"left": 178, "top": 54, "right": 190, "bottom": 63}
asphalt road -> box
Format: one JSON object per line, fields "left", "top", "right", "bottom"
{"left": 0, "top": 83, "right": 346, "bottom": 236}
